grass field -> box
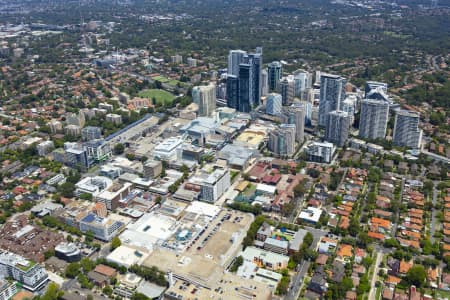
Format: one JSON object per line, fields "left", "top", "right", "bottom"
{"left": 151, "top": 75, "right": 170, "bottom": 83}
{"left": 138, "top": 89, "right": 176, "bottom": 105}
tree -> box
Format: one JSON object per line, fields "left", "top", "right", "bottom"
{"left": 65, "top": 262, "right": 81, "bottom": 278}
{"left": 230, "top": 256, "right": 244, "bottom": 272}
{"left": 57, "top": 182, "right": 75, "bottom": 198}
{"left": 39, "top": 282, "right": 63, "bottom": 300}
{"left": 111, "top": 236, "right": 122, "bottom": 251}
{"left": 131, "top": 293, "right": 150, "bottom": 300}
{"left": 405, "top": 265, "right": 426, "bottom": 287}
{"left": 114, "top": 143, "right": 125, "bottom": 155}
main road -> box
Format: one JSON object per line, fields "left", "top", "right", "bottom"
{"left": 368, "top": 251, "right": 383, "bottom": 300}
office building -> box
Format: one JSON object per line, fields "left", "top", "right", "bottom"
{"left": 79, "top": 213, "right": 124, "bottom": 241}
{"left": 64, "top": 143, "right": 90, "bottom": 169}
{"left": 318, "top": 74, "right": 346, "bottom": 127}
{"left": 266, "top": 93, "right": 282, "bottom": 116}
{"left": 55, "top": 242, "right": 81, "bottom": 262}
{"left": 267, "top": 61, "right": 283, "bottom": 92}
{"left": 359, "top": 99, "right": 389, "bottom": 140}
{"left": 75, "top": 176, "right": 113, "bottom": 198}
{"left": 82, "top": 126, "right": 102, "bottom": 141}
{"left": 84, "top": 139, "right": 112, "bottom": 163}
{"left": 37, "top": 140, "right": 54, "bottom": 156}
{"left": 0, "top": 251, "right": 48, "bottom": 292}
{"left": 153, "top": 137, "right": 184, "bottom": 161}
{"left": 226, "top": 75, "right": 239, "bottom": 110}
{"left": 268, "top": 124, "right": 296, "bottom": 157}
{"left": 280, "top": 75, "right": 295, "bottom": 106}
{"left": 191, "top": 168, "right": 231, "bottom": 203}
{"left": 305, "top": 141, "right": 336, "bottom": 163}
{"left": 143, "top": 160, "right": 163, "bottom": 178}
{"left": 285, "top": 106, "right": 305, "bottom": 143}
{"left": 0, "top": 280, "right": 17, "bottom": 299}
{"left": 227, "top": 50, "right": 247, "bottom": 76}
{"left": 393, "top": 110, "right": 422, "bottom": 149}
{"left": 192, "top": 83, "right": 216, "bottom": 117}
{"left": 325, "top": 110, "right": 350, "bottom": 147}
{"left": 96, "top": 182, "right": 132, "bottom": 210}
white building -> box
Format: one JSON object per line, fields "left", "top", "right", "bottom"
{"left": 192, "top": 83, "right": 216, "bottom": 117}
{"left": 305, "top": 141, "right": 335, "bottom": 164}
{"left": 153, "top": 137, "right": 184, "bottom": 161}
{"left": 36, "top": 140, "right": 54, "bottom": 156}
{"left": 0, "top": 251, "right": 48, "bottom": 292}
{"left": 79, "top": 213, "right": 124, "bottom": 241}
{"left": 75, "top": 176, "right": 113, "bottom": 197}
{"left": 298, "top": 207, "right": 322, "bottom": 224}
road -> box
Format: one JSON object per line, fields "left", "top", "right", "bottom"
{"left": 285, "top": 261, "right": 310, "bottom": 300}
{"left": 368, "top": 251, "right": 383, "bottom": 300}
{"left": 391, "top": 177, "right": 405, "bottom": 237}
{"left": 430, "top": 184, "right": 439, "bottom": 243}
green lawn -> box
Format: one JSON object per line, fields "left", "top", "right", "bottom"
{"left": 436, "top": 290, "right": 450, "bottom": 299}
{"left": 138, "top": 89, "right": 176, "bottom": 105}
{"left": 151, "top": 75, "right": 170, "bottom": 83}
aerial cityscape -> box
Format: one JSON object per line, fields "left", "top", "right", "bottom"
{"left": 0, "top": 0, "right": 449, "bottom": 299}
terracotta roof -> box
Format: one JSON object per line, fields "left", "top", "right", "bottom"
{"left": 368, "top": 231, "right": 385, "bottom": 240}
{"left": 337, "top": 244, "right": 353, "bottom": 258}
{"left": 94, "top": 264, "right": 117, "bottom": 277}
{"left": 399, "top": 260, "right": 413, "bottom": 274}
{"left": 386, "top": 275, "right": 402, "bottom": 284}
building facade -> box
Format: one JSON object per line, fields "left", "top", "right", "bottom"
{"left": 393, "top": 110, "right": 422, "bottom": 149}
{"left": 192, "top": 83, "right": 217, "bottom": 117}
{"left": 0, "top": 251, "right": 48, "bottom": 292}
{"left": 266, "top": 93, "right": 282, "bottom": 116}
{"left": 325, "top": 110, "right": 350, "bottom": 147}
{"left": 267, "top": 61, "right": 283, "bottom": 92}
{"left": 359, "top": 99, "right": 389, "bottom": 140}
{"left": 318, "top": 74, "right": 346, "bottom": 127}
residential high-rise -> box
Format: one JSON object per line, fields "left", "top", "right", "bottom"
{"left": 261, "top": 69, "right": 269, "bottom": 96}
{"left": 365, "top": 81, "right": 388, "bottom": 96}
{"left": 238, "top": 63, "right": 252, "bottom": 113}
{"left": 192, "top": 83, "right": 217, "bottom": 116}
{"left": 341, "top": 95, "right": 357, "bottom": 125}
{"left": 293, "top": 70, "right": 311, "bottom": 98}
{"left": 268, "top": 61, "right": 283, "bottom": 92}
{"left": 393, "top": 110, "right": 422, "bottom": 149}
{"left": 280, "top": 75, "right": 295, "bottom": 106}
{"left": 325, "top": 110, "right": 350, "bottom": 147}
{"left": 82, "top": 126, "right": 102, "bottom": 141}
{"left": 318, "top": 74, "right": 346, "bottom": 127}
{"left": 226, "top": 75, "right": 239, "bottom": 109}
{"left": 266, "top": 93, "right": 282, "bottom": 116}
{"left": 359, "top": 99, "right": 389, "bottom": 140}
{"left": 226, "top": 48, "right": 263, "bottom": 112}
{"left": 66, "top": 111, "right": 85, "bottom": 128}
{"left": 227, "top": 50, "right": 247, "bottom": 76}
{"left": 305, "top": 141, "right": 336, "bottom": 163}
{"left": 285, "top": 106, "right": 305, "bottom": 143}
{"left": 248, "top": 52, "right": 262, "bottom": 107}
{"left": 268, "top": 124, "right": 296, "bottom": 157}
